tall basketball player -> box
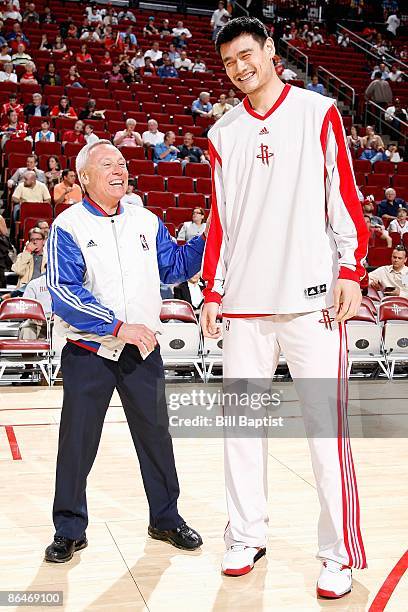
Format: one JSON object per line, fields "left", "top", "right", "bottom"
{"left": 201, "top": 17, "right": 368, "bottom": 599}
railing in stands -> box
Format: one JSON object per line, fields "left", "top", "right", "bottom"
{"left": 336, "top": 24, "right": 408, "bottom": 77}
{"left": 317, "top": 65, "right": 356, "bottom": 111}
{"left": 364, "top": 99, "right": 408, "bottom": 144}
{"left": 278, "top": 40, "right": 309, "bottom": 79}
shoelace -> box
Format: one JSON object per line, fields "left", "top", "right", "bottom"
{"left": 176, "top": 522, "right": 191, "bottom": 534}
{"left": 323, "top": 560, "right": 349, "bottom": 573}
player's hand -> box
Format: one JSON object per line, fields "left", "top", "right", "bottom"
{"left": 117, "top": 322, "right": 157, "bottom": 355}
{"left": 201, "top": 302, "right": 222, "bottom": 338}
{"left": 334, "top": 279, "right": 362, "bottom": 323}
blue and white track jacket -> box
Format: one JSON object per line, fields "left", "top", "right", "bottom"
{"left": 47, "top": 196, "right": 205, "bottom": 360}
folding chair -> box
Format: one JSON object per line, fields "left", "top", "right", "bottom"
{"left": 158, "top": 299, "right": 204, "bottom": 379}
{"left": 346, "top": 303, "right": 389, "bottom": 378}
{"left": 0, "top": 298, "right": 51, "bottom": 385}
{"left": 379, "top": 299, "right": 408, "bottom": 378}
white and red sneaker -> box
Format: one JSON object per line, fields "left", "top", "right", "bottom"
{"left": 222, "top": 544, "right": 266, "bottom": 577}
{"left": 317, "top": 560, "right": 352, "bottom": 599}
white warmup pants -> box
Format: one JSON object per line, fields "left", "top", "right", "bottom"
{"left": 222, "top": 309, "right": 367, "bottom": 569}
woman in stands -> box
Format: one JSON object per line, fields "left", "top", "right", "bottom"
{"left": 78, "top": 99, "right": 105, "bottom": 121}
{"left": 19, "top": 61, "right": 38, "bottom": 84}
{"left": 177, "top": 208, "right": 207, "bottom": 241}
{"left": 0, "top": 61, "right": 18, "bottom": 83}
{"left": 65, "top": 65, "right": 85, "bottom": 88}
{"left": 50, "top": 96, "right": 77, "bottom": 119}
{"left": 140, "top": 57, "right": 156, "bottom": 77}
{"left": 39, "top": 34, "right": 52, "bottom": 52}
{"left": 100, "top": 50, "right": 113, "bottom": 69}
{"left": 44, "top": 156, "right": 62, "bottom": 191}
{"left": 41, "top": 62, "right": 62, "bottom": 87}
{"left": 0, "top": 109, "right": 28, "bottom": 148}
{"left": 52, "top": 35, "right": 68, "bottom": 56}
{"left": 347, "top": 125, "right": 363, "bottom": 158}
{"left": 76, "top": 44, "right": 93, "bottom": 64}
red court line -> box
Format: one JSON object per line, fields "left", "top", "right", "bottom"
{"left": 369, "top": 550, "right": 408, "bottom": 612}
{"left": 4, "top": 426, "right": 22, "bottom": 460}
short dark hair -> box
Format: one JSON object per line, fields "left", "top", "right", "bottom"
{"left": 62, "top": 169, "right": 75, "bottom": 179}
{"left": 394, "top": 245, "right": 407, "bottom": 254}
{"left": 374, "top": 71, "right": 382, "bottom": 79}
{"left": 215, "top": 16, "right": 269, "bottom": 55}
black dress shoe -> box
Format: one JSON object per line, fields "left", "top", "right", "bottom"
{"left": 148, "top": 522, "right": 203, "bottom": 550}
{"left": 44, "top": 535, "right": 88, "bottom": 563}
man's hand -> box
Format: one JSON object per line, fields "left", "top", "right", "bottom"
{"left": 383, "top": 287, "right": 400, "bottom": 296}
{"left": 334, "top": 279, "right": 362, "bottom": 323}
{"left": 117, "top": 322, "right": 158, "bottom": 355}
{"left": 25, "top": 242, "right": 35, "bottom": 254}
{"left": 370, "top": 278, "right": 382, "bottom": 291}
{"left": 201, "top": 302, "right": 222, "bottom": 338}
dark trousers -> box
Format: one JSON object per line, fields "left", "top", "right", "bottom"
{"left": 53, "top": 342, "right": 183, "bottom": 540}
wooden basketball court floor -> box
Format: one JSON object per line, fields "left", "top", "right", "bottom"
{"left": 0, "top": 380, "right": 407, "bottom": 612}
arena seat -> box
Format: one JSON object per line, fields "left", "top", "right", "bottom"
{"left": 128, "top": 159, "right": 155, "bottom": 177}
{"left": 379, "top": 299, "right": 408, "bottom": 378}
{"left": 185, "top": 163, "right": 211, "bottom": 178}
{"left": 137, "top": 175, "right": 165, "bottom": 193}
{"left": 166, "top": 207, "right": 193, "bottom": 226}
{"left": 346, "top": 303, "right": 388, "bottom": 378}
{"left": 156, "top": 162, "right": 183, "bottom": 178}
{"left": 158, "top": 299, "right": 204, "bottom": 379}
{"left": 367, "top": 247, "right": 394, "bottom": 267}
{"left": 145, "top": 206, "right": 164, "bottom": 220}
{"left": 146, "top": 191, "right": 176, "bottom": 209}
{"left": 0, "top": 298, "right": 51, "bottom": 385}
{"left": 178, "top": 193, "right": 206, "bottom": 209}
{"left": 167, "top": 176, "right": 194, "bottom": 195}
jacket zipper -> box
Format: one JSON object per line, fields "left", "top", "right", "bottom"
{"left": 111, "top": 220, "right": 128, "bottom": 321}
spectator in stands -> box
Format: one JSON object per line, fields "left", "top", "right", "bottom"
{"left": 365, "top": 72, "right": 393, "bottom": 107}
{"left": 384, "top": 98, "right": 408, "bottom": 130}
{"left": 41, "top": 62, "right": 62, "bottom": 86}
{"left": 389, "top": 208, "right": 408, "bottom": 238}
{"left": 175, "top": 50, "right": 193, "bottom": 71}
{"left": 177, "top": 209, "right": 207, "bottom": 241}
{"left": 8, "top": 154, "right": 45, "bottom": 189}
{"left": 144, "top": 41, "right": 162, "bottom": 64}
{"left": 113, "top": 118, "right": 143, "bottom": 148}
{"left": 54, "top": 169, "right": 82, "bottom": 206}
{"left": 24, "top": 92, "right": 49, "bottom": 119}
{"left": 360, "top": 126, "right": 386, "bottom": 164}
{"left": 52, "top": 36, "right": 67, "bottom": 55}
{"left": 192, "top": 55, "right": 207, "bottom": 73}
{"left": 3, "top": 2, "right": 22, "bottom": 22}
{"left": 44, "top": 155, "right": 62, "bottom": 190}
{"left": 19, "top": 270, "right": 51, "bottom": 339}
{"left": 1, "top": 93, "right": 23, "bottom": 120}
{"left": 364, "top": 214, "right": 392, "bottom": 247}
{"left": 19, "top": 60, "right": 37, "bottom": 84}
{"left": 177, "top": 132, "right": 207, "bottom": 166}
{"left": 337, "top": 32, "right": 350, "bottom": 47}
{"left": 159, "top": 18, "right": 171, "bottom": 37}
{"left": 153, "top": 130, "right": 179, "bottom": 164}
{"left": 34, "top": 119, "right": 55, "bottom": 143}
{"left": 104, "top": 63, "right": 124, "bottom": 84}
{"left": 0, "top": 215, "right": 13, "bottom": 288}
{"left": 0, "top": 108, "right": 28, "bottom": 148}
{"left": 39, "top": 34, "right": 52, "bottom": 51}
{"left": 66, "top": 21, "right": 78, "bottom": 39}
{"left": 40, "top": 7, "right": 55, "bottom": 24}
{"left": 281, "top": 25, "right": 293, "bottom": 42}
{"left": 0, "top": 61, "right": 17, "bottom": 82}
{"left": 157, "top": 57, "right": 178, "bottom": 79}
{"left": 363, "top": 197, "right": 383, "bottom": 226}
{"left": 378, "top": 188, "right": 407, "bottom": 220}
{"left": 192, "top": 92, "right": 213, "bottom": 118}
{"left": 172, "top": 20, "right": 192, "bottom": 39}
{"left": 308, "top": 26, "right": 324, "bottom": 47}
{"left": 100, "top": 50, "right": 113, "bottom": 69}
{"left": 347, "top": 126, "right": 363, "bottom": 156}
{"left": 212, "top": 94, "right": 233, "bottom": 121}
{"left": 211, "top": 1, "right": 230, "bottom": 41}
{"left": 62, "top": 120, "right": 86, "bottom": 147}
{"left": 103, "top": 7, "right": 118, "bottom": 26}
{"left": 12, "top": 171, "right": 51, "bottom": 221}
{"left": 281, "top": 66, "right": 297, "bottom": 81}
{"left": 174, "top": 273, "right": 205, "bottom": 311}
{"left": 101, "top": 25, "right": 115, "bottom": 50}
{"left": 86, "top": 5, "right": 103, "bottom": 25}
{"left": 122, "top": 63, "right": 140, "bottom": 85}
{"left": 385, "top": 144, "right": 403, "bottom": 163}
{"left": 119, "top": 25, "right": 137, "bottom": 46}
{"left": 11, "top": 43, "right": 31, "bottom": 66}
{"left": 6, "top": 22, "right": 29, "bottom": 47}
{"left": 36, "top": 219, "right": 50, "bottom": 240}
{"left": 388, "top": 64, "right": 402, "bottom": 82}
{"left": 0, "top": 42, "right": 12, "bottom": 63}
{"left": 142, "top": 119, "right": 164, "bottom": 149}
{"left": 168, "top": 43, "right": 180, "bottom": 64}
{"left": 11, "top": 227, "right": 46, "bottom": 287}
{"left": 143, "top": 16, "right": 158, "bottom": 36}
{"left": 84, "top": 124, "right": 99, "bottom": 145}
{"left": 386, "top": 11, "right": 400, "bottom": 38}
{"left": 131, "top": 48, "right": 145, "bottom": 70}
{"left": 66, "top": 65, "right": 84, "bottom": 88}
{"left": 120, "top": 181, "right": 143, "bottom": 207}
{"left": 22, "top": 2, "right": 39, "bottom": 23}
{"left": 50, "top": 96, "right": 77, "bottom": 119}
{"left": 370, "top": 62, "right": 390, "bottom": 80}
{"left": 118, "top": 8, "right": 135, "bottom": 22}
{"left": 307, "top": 75, "right": 325, "bottom": 96}
{"left": 76, "top": 44, "right": 93, "bottom": 64}
{"left": 79, "top": 22, "right": 102, "bottom": 43}
{"left": 369, "top": 245, "right": 408, "bottom": 297}
{"left": 140, "top": 57, "right": 156, "bottom": 77}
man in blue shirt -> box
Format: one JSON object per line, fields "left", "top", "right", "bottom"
{"left": 157, "top": 58, "right": 179, "bottom": 79}
{"left": 192, "top": 91, "right": 213, "bottom": 117}
{"left": 378, "top": 188, "right": 407, "bottom": 220}
{"left": 153, "top": 130, "right": 179, "bottom": 163}
{"left": 307, "top": 75, "right": 325, "bottom": 96}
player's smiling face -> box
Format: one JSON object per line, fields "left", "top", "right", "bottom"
{"left": 220, "top": 34, "right": 275, "bottom": 95}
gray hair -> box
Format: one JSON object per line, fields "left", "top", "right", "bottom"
{"left": 75, "top": 140, "right": 115, "bottom": 190}
{"left": 385, "top": 187, "right": 396, "bottom": 196}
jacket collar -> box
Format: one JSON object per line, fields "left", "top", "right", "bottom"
{"left": 82, "top": 195, "right": 123, "bottom": 217}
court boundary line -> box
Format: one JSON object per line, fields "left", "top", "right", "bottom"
{"left": 368, "top": 550, "right": 408, "bottom": 611}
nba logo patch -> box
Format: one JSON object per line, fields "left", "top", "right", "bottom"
{"left": 140, "top": 234, "right": 149, "bottom": 250}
